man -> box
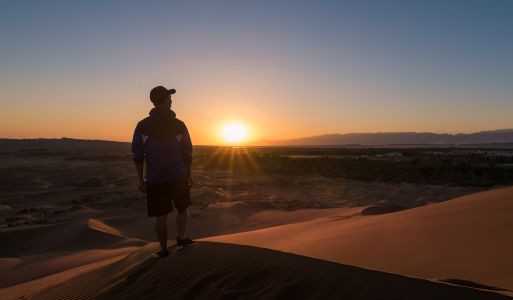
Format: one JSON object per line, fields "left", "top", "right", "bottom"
{"left": 132, "top": 86, "right": 194, "bottom": 257}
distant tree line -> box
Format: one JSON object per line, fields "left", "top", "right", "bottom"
{"left": 195, "top": 147, "right": 513, "bottom": 187}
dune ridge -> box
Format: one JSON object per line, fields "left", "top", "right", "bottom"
{"left": 28, "top": 242, "right": 509, "bottom": 300}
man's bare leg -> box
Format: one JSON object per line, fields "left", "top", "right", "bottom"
{"left": 155, "top": 214, "right": 168, "bottom": 251}
{"left": 176, "top": 209, "right": 188, "bottom": 240}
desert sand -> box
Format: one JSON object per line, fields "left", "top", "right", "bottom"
{"left": 20, "top": 242, "right": 510, "bottom": 300}
{"left": 1, "top": 151, "right": 512, "bottom": 299}
{"left": 206, "top": 186, "right": 513, "bottom": 294}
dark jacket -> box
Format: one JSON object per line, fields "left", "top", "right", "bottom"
{"left": 131, "top": 107, "right": 192, "bottom": 183}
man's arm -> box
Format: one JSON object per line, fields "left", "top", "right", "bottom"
{"left": 135, "top": 163, "right": 144, "bottom": 181}
{"left": 132, "top": 124, "right": 146, "bottom": 193}
{"left": 180, "top": 124, "right": 193, "bottom": 187}
{"left": 185, "top": 163, "right": 192, "bottom": 186}
{"left": 134, "top": 162, "right": 146, "bottom": 193}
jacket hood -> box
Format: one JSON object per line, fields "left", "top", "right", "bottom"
{"left": 149, "top": 107, "right": 176, "bottom": 118}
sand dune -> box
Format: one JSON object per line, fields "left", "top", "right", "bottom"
{"left": 0, "top": 247, "right": 138, "bottom": 290}
{"left": 205, "top": 186, "right": 513, "bottom": 292}
{"left": 0, "top": 219, "right": 145, "bottom": 258}
{"left": 0, "top": 204, "right": 12, "bottom": 213}
{"left": 27, "top": 242, "right": 508, "bottom": 300}
{"left": 0, "top": 218, "right": 147, "bottom": 289}
{"left": 104, "top": 205, "right": 363, "bottom": 242}
{"left": 0, "top": 255, "right": 125, "bottom": 300}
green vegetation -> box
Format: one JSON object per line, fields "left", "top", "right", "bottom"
{"left": 196, "top": 147, "right": 513, "bottom": 187}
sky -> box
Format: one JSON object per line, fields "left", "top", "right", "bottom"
{"left": 1, "top": 0, "right": 512, "bottom": 145}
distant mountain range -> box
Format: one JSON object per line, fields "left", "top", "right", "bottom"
{"left": 2, "top": 129, "right": 513, "bottom": 149}
{"left": 256, "top": 129, "right": 513, "bottom": 146}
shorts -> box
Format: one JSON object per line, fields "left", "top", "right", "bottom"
{"left": 146, "top": 178, "right": 191, "bottom": 217}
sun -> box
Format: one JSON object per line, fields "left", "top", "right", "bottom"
{"left": 221, "top": 123, "right": 249, "bottom": 143}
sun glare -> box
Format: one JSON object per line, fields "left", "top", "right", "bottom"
{"left": 221, "top": 123, "right": 248, "bottom": 143}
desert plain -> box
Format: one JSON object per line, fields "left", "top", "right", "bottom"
{"left": 0, "top": 139, "right": 512, "bottom": 299}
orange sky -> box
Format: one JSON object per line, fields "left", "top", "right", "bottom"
{"left": 2, "top": 68, "right": 512, "bottom": 145}
{"left": 2, "top": 82, "right": 512, "bottom": 145}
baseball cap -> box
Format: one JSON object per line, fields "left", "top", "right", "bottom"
{"left": 150, "top": 86, "right": 176, "bottom": 103}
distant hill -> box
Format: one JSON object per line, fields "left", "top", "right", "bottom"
{"left": 2, "top": 129, "right": 513, "bottom": 149}
{"left": 257, "top": 129, "right": 513, "bottom": 146}
{"left": 0, "top": 137, "right": 129, "bottom": 152}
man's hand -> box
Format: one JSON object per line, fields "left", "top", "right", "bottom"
{"left": 187, "top": 175, "right": 194, "bottom": 188}
{"left": 137, "top": 179, "right": 146, "bottom": 193}
{"left": 134, "top": 163, "right": 145, "bottom": 193}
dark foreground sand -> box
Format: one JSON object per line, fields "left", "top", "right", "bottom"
{"left": 25, "top": 242, "right": 510, "bottom": 300}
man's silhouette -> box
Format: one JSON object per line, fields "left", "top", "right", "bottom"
{"left": 132, "top": 86, "right": 194, "bottom": 257}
